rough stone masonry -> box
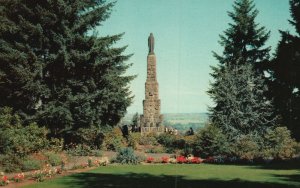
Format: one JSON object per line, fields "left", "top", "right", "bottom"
{"left": 140, "top": 33, "right": 164, "bottom": 135}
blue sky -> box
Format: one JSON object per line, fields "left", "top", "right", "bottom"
{"left": 98, "top": 0, "right": 293, "bottom": 114}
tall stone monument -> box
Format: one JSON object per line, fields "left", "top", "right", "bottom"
{"left": 140, "top": 33, "right": 164, "bottom": 135}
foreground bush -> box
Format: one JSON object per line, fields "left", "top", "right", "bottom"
{"left": 263, "top": 127, "right": 298, "bottom": 159}
{"left": 103, "top": 127, "right": 126, "bottom": 151}
{"left": 0, "top": 107, "right": 49, "bottom": 157}
{"left": 0, "top": 123, "right": 49, "bottom": 157}
{"left": 139, "top": 133, "right": 158, "bottom": 146}
{"left": 114, "top": 147, "right": 139, "bottom": 165}
{"left": 0, "top": 154, "right": 23, "bottom": 172}
{"left": 193, "top": 124, "right": 229, "bottom": 157}
{"left": 232, "top": 135, "right": 260, "bottom": 161}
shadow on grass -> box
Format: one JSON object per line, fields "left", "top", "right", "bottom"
{"left": 273, "top": 173, "right": 300, "bottom": 185}
{"left": 61, "top": 172, "right": 299, "bottom": 188}
{"left": 255, "top": 160, "right": 300, "bottom": 170}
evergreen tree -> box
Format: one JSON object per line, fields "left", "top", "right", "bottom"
{"left": 268, "top": 0, "right": 300, "bottom": 140}
{"left": 213, "top": 0, "right": 270, "bottom": 70}
{"left": 209, "top": 62, "right": 276, "bottom": 140}
{"left": 0, "top": 0, "right": 134, "bottom": 141}
{"left": 208, "top": 0, "right": 276, "bottom": 142}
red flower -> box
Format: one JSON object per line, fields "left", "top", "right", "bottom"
{"left": 176, "top": 156, "right": 187, "bottom": 164}
{"left": 2, "top": 176, "right": 8, "bottom": 182}
{"left": 161, "top": 156, "right": 169, "bottom": 163}
{"left": 190, "top": 157, "right": 203, "bottom": 164}
{"left": 146, "top": 157, "right": 155, "bottom": 163}
{"left": 204, "top": 156, "right": 214, "bottom": 163}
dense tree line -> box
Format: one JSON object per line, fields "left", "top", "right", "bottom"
{"left": 267, "top": 0, "right": 300, "bottom": 141}
{"left": 208, "top": 0, "right": 299, "bottom": 157}
{"left": 208, "top": 0, "right": 276, "bottom": 143}
{"left": 0, "top": 0, "right": 134, "bottom": 143}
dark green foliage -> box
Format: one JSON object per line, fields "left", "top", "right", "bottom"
{"left": 138, "top": 134, "right": 158, "bottom": 146}
{"left": 208, "top": 0, "right": 276, "bottom": 143}
{"left": 66, "top": 144, "right": 94, "bottom": 156}
{"left": 156, "top": 133, "right": 177, "bottom": 148}
{"left": 193, "top": 124, "right": 229, "bottom": 158}
{"left": 156, "top": 133, "right": 192, "bottom": 154}
{"left": 212, "top": 0, "right": 270, "bottom": 69}
{"left": 0, "top": 123, "right": 49, "bottom": 157}
{"left": 103, "top": 126, "right": 126, "bottom": 151}
{"left": 263, "top": 127, "right": 297, "bottom": 159}
{"left": 209, "top": 63, "right": 276, "bottom": 140}
{"left": 268, "top": 0, "right": 300, "bottom": 140}
{"left": 114, "top": 147, "right": 139, "bottom": 165}
{"left": 232, "top": 135, "right": 260, "bottom": 160}
{"left": 0, "top": 154, "right": 23, "bottom": 172}
{"left": 0, "top": 107, "right": 49, "bottom": 157}
{"left": 131, "top": 112, "right": 140, "bottom": 132}
{"left": 73, "top": 126, "right": 104, "bottom": 149}
{"left": 0, "top": 0, "right": 134, "bottom": 142}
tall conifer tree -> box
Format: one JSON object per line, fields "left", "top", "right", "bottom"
{"left": 0, "top": 1, "right": 134, "bottom": 140}
{"left": 208, "top": 0, "right": 276, "bottom": 142}
{"left": 268, "top": 0, "right": 300, "bottom": 140}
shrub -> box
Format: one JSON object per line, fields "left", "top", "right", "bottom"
{"left": 22, "top": 158, "right": 43, "bottom": 171}
{"left": 73, "top": 126, "right": 104, "bottom": 149}
{"left": 88, "top": 158, "right": 92, "bottom": 167}
{"left": 157, "top": 133, "right": 177, "bottom": 148}
{"left": 0, "top": 123, "right": 49, "bottom": 157}
{"left": 66, "top": 144, "right": 93, "bottom": 156}
{"left": 44, "top": 152, "right": 62, "bottom": 166}
{"left": 48, "top": 138, "right": 64, "bottom": 152}
{"left": 127, "top": 133, "right": 141, "bottom": 149}
{"left": 138, "top": 133, "right": 158, "bottom": 146}
{"left": 114, "top": 147, "right": 139, "bottom": 165}
{"left": 0, "top": 107, "right": 21, "bottom": 129}
{"left": 103, "top": 127, "right": 126, "bottom": 151}
{"left": 0, "top": 154, "right": 23, "bottom": 172}
{"left": 0, "top": 107, "right": 49, "bottom": 157}
{"left": 263, "top": 127, "right": 298, "bottom": 160}
{"left": 145, "top": 146, "right": 165, "bottom": 153}
{"left": 193, "top": 124, "right": 230, "bottom": 158}
{"left": 93, "top": 150, "right": 103, "bottom": 157}
{"left": 232, "top": 135, "right": 260, "bottom": 161}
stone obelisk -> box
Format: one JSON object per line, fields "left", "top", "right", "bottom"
{"left": 140, "top": 33, "right": 164, "bottom": 135}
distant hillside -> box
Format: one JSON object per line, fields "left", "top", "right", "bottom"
{"left": 163, "top": 113, "right": 208, "bottom": 132}
{"left": 122, "top": 113, "right": 209, "bottom": 133}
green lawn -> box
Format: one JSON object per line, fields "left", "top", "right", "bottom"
{"left": 24, "top": 163, "right": 300, "bottom": 188}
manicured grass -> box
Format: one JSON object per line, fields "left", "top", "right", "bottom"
{"left": 24, "top": 163, "right": 300, "bottom": 188}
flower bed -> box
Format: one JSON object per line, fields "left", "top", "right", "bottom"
{"left": 146, "top": 157, "right": 155, "bottom": 163}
